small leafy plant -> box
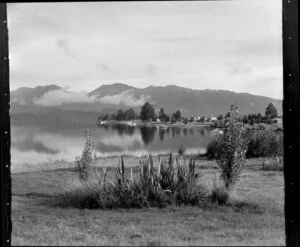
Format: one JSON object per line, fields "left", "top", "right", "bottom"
{"left": 178, "top": 145, "right": 186, "bottom": 155}
{"left": 210, "top": 187, "right": 230, "bottom": 205}
{"left": 74, "top": 130, "right": 96, "bottom": 181}
{"left": 217, "top": 104, "right": 247, "bottom": 191}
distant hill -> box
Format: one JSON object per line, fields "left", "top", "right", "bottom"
{"left": 10, "top": 83, "right": 282, "bottom": 120}
{"left": 10, "top": 84, "right": 62, "bottom": 105}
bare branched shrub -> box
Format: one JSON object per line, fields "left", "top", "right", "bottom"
{"left": 74, "top": 130, "right": 96, "bottom": 181}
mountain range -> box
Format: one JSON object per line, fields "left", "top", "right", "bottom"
{"left": 10, "top": 83, "right": 282, "bottom": 119}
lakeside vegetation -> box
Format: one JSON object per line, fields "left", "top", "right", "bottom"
{"left": 11, "top": 102, "right": 284, "bottom": 245}
{"left": 61, "top": 104, "right": 283, "bottom": 211}
{"left": 98, "top": 102, "right": 280, "bottom": 122}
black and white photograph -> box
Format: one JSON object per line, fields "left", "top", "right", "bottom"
{"left": 7, "top": 1, "right": 285, "bottom": 245}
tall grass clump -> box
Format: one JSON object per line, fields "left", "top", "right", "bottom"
{"left": 65, "top": 153, "right": 209, "bottom": 209}
{"left": 217, "top": 104, "right": 247, "bottom": 191}
{"left": 74, "top": 130, "right": 96, "bottom": 181}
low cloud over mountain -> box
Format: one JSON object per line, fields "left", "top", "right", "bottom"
{"left": 35, "top": 89, "right": 96, "bottom": 106}
{"left": 10, "top": 83, "right": 282, "bottom": 117}
{"left": 97, "top": 90, "right": 151, "bottom": 107}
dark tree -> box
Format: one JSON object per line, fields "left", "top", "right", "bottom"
{"left": 115, "top": 109, "right": 125, "bottom": 121}
{"left": 200, "top": 117, "right": 206, "bottom": 123}
{"left": 265, "top": 103, "right": 278, "bottom": 119}
{"left": 124, "top": 108, "right": 136, "bottom": 121}
{"left": 225, "top": 112, "right": 231, "bottom": 119}
{"left": 140, "top": 102, "right": 155, "bottom": 121}
{"left": 158, "top": 108, "right": 167, "bottom": 122}
{"left": 242, "top": 115, "right": 248, "bottom": 124}
{"left": 111, "top": 113, "right": 117, "bottom": 120}
{"left": 217, "top": 114, "right": 224, "bottom": 121}
{"left": 257, "top": 113, "right": 262, "bottom": 123}
{"left": 172, "top": 110, "right": 182, "bottom": 122}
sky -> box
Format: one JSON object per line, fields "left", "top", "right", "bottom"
{"left": 7, "top": 0, "right": 283, "bottom": 99}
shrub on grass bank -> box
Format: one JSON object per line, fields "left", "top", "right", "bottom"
{"left": 205, "top": 126, "right": 283, "bottom": 160}
{"left": 246, "top": 130, "right": 283, "bottom": 158}
{"left": 62, "top": 154, "right": 209, "bottom": 209}
{"left": 205, "top": 135, "right": 224, "bottom": 160}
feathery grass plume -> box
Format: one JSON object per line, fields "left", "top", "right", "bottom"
{"left": 116, "top": 155, "right": 126, "bottom": 185}
{"left": 95, "top": 167, "right": 102, "bottom": 185}
{"left": 130, "top": 168, "right": 134, "bottom": 183}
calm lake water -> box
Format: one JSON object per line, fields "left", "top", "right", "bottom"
{"left": 11, "top": 123, "right": 212, "bottom": 164}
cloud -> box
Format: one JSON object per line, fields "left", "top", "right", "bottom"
{"left": 244, "top": 76, "right": 283, "bottom": 99}
{"left": 99, "top": 134, "right": 143, "bottom": 149}
{"left": 34, "top": 88, "right": 152, "bottom": 107}
{"left": 35, "top": 89, "right": 96, "bottom": 106}
{"left": 12, "top": 136, "right": 60, "bottom": 155}
{"left": 95, "top": 63, "right": 111, "bottom": 72}
{"left": 226, "top": 62, "right": 253, "bottom": 75}
{"left": 98, "top": 90, "right": 151, "bottom": 107}
{"left": 229, "top": 37, "right": 282, "bottom": 59}
{"left": 143, "top": 64, "right": 157, "bottom": 76}
{"left": 57, "top": 39, "right": 76, "bottom": 58}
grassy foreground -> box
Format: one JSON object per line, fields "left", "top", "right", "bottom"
{"left": 12, "top": 157, "right": 284, "bottom": 246}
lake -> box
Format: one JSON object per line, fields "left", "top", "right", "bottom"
{"left": 11, "top": 123, "right": 212, "bottom": 164}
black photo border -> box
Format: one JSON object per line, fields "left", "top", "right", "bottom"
{"left": 1, "top": 1, "right": 299, "bottom": 246}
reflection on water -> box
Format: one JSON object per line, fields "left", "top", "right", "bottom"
{"left": 11, "top": 123, "right": 211, "bottom": 164}
{"left": 140, "top": 126, "right": 156, "bottom": 145}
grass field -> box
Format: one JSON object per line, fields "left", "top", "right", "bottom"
{"left": 12, "top": 157, "right": 285, "bottom": 246}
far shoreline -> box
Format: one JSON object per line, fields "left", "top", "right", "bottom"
{"left": 97, "top": 120, "right": 213, "bottom": 128}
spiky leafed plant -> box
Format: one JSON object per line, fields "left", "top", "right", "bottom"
{"left": 94, "top": 167, "right": 107, "bottom": 185}
{"left": 157, "top": 153, "right": 176, "bottom": 192}
{"left": 138, "top": 154, "right": 160, "bottom": 196}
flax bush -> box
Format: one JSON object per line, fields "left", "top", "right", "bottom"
{"left": 62, "top": 153, "right": 209, "bottom": 209}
